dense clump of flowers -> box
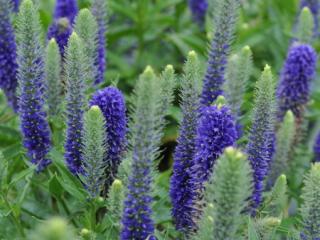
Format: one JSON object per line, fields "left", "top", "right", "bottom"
{"left": 190, "top": 103, "right": 237, "bottom": 185}
{"left": 16, "top": 0, "right": 52, "bottom": 171}
{"left": 200, "top": 0, "right": 240, "bottom": 106}
{"left": 121, "top": 67, "right": 165, "bottom": 240}
{"left": 92, "top": 0, "right": 107, "bottom": 84}
{"left": 47, "top": 0, "right": 78, "bottom": 57}
{"left": 300, "top": 0, "right": 320, "bottom": 35}
{"left": 169, "top": 51, "right": 201, "bottom": 235}
{"left": 64, "top": 33, "right": 87, "bottom": 174}
{"left": 0, "top": 0, "right": 18, "bottom": 111}
{"left": 246, "top": 65, "right": 276, "bottom": 211}
{"left": 276, "top": 43, "right": 317, "bottom": 120}
{"left": 188, "top": 0, "right": 208, "bottom": 25}
{"left": 90, "top": 86, "right": 127, "bottom": 187}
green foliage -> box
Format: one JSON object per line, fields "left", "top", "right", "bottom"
{"left": 295, "top": 7, "right": 314, "bottom": 44}
{"left": 223, "top": 46, "right": 253, "bottom": 118}
{"left": 81, "top": 105, "right": 106, "bottom": 198}
{"left": 45, "top": 38, "right": 62, "bottom": 118}
{"left": 74, "top": 8, "right": 99, "bottom": 87}
{"left": 269, "top": 111, "right": 295, "bottom": 185}
{"left": 300, "top": 163, "right": 320, "bottom": 239}
{"left": 28, "top": 217, "right": 77, "bottom": 240}
{"left": 194, "top": 147, "right": 252, "bottom": 240}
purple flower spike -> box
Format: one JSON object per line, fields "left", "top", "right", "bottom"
{"left": 0, "top": 0, "right": 18, "bottom": 111}
{"left": 276, "top": 43, "right": 317, "bottom": 120}
{"left": 189, "top": 0, "right": 208, "bottom": 25}
{"left": 90, "top": 86, "right": 127, "bottom": 186}
{"left": 47, "top": 18, "right": 72, "bottom": 57}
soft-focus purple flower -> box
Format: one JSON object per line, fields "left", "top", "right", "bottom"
{"left": 189, "top": 0, "right": 208, "bottom": 25}
{"left": 0, "top": 0, "right": 18, "bottom": 111}
{"left": 277, "top": 43, "right": 317, "bottom": 120}
{"left": 53, "top": 0, "right": 78, "bottom": 23}
{"left": 314, "top": 131, "right": 320, "bottom": 162}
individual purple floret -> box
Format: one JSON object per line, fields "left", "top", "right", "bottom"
{"left": 47, "top": 0, "right": 78, "bottom": 57}
{"left": 47, "top": 18, "right": 72, "bottom": 57}
{"left": 90, "top": 86, "right": 127, "bottom": 186}
{"left": 92, "top": 0, "right": 107, "bottom": 84}
{"left": 277, "top": 43, "right": 317, "bottom": 120}
{"left": 314, "top": 131, "right": 320, "bottom": 162}
{"left": 0, "top": 0, "right": 18, "bottom": 111}
{"left": 189, "top": 0, "right": 208, "bottom": 25}
{"left": 300, "top": 0, "right": 320, "bottom": 35}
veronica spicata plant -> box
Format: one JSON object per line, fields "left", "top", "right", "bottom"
{"left": 269, "top": 111, "right": 295, "bottom": 185}
{"left": 0, "top": 0, "right": 18, "bottom": 111}
{"left": 201, "top": 0, "right": 241, "bottom": 106}
{"left": 90, "top": 86, "right": 127, "bottom": 189}
{"left": 300, "top": 163, "right": 320, "bottom": 239}
{"left": 246, "top": 65, "right": 276, "bottom": 211}
{"left": 16, "top": 0, "right": 52, "bottom": 171}
{"left": 91, "top": 0, "right": 107, "bottom": 84}
{"left": 194, "top": 147, "right": 252, "bottom": 240}
{"left": 64, "top": 32, "right": 87, "bottom": 174}
{"left": 170, "top": 51, "right": 202, "bottom": 235}
{"left": 45, "top": 38, "right": 62, "bottom": 118}
{"left": 120, "top": 67, "right": 167, "bottom": 240}
{"left": 276, "top": 43, "right": 317, "bottom": 121}
{"left": 74, "top": 9, "right": 98, "bottom": 88}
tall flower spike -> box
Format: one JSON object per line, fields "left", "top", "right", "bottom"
{"left": 276, "top": 43, "right": 317, "bottom": 120}
{"left": 223, "top": 46, "right": 252, "bottom": 120}
{"left": 16, "top": 0, "right": 52, "bottom": 171}
{"left": 300, "top": 0, "right": 320, "bottom": 36}
{"left": 91, "top": 0, "right": 107, "bottom": 85}
{"left": 194, "top": 147, "right": 252, "bottom": 240}
{"left": 74, "top": 9, "right": 98, "bottom": 87}
{"left": 313, "top": 130, "right": 320, "bottom": 162}
{"left": 296, "top": 7, "right": 314, "bottom": 43}
{"left": 0, "top": 0, "right": 18, "bottom": 111}
{"left": 188, "top": 0, "right": 208, "bottom": 25}
{"left": 90, "top": 86, "right": 127, "bottom": 188}
{"left": 64, "top": 32, "right": 87, "bottom": 174}
{"left": 120, "top": 67, "right": 163, "bottom": 240}
{"left": 300, "top": 163, "right": 320, "bottom": 239}
{"left": 200, "top": 0, "right": 241, "bottom": 106}
{"left": 81, "top": 106, "right": 106, "bottom": 198}
{"left": 45, "top": 38, "right": 62, "bottom": 118}
{"left": 170, "top": 51, "right": 202, "bottom": 235}
{"left": 47, "top": 0, "right": 78, "bottom": 57}
{"left": 246, "top": 65, "right": 276, "bottom": 211}
{"left": 269, "top": 111, "right": 295, "bottom": 186}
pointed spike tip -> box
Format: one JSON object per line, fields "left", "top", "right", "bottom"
{"left": 165, "top": 64, "right": 174, "bottom": 72}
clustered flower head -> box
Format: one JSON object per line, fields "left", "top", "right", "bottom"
{"left": 90, "top": 86, "right": 127, "bottom": 187}
{"left": 0, "top": 0, "right": 18, "bottom": 111}
{"left": 16, "top": 0, "right": 52, "bottom": 171}
{"left": 190, "top": 103, "right": 237, "bottom": 184}
{"left": 276, "top": 43, "right": 317, "bottom": 120}
{"left": 188, "top": 0, "right": 208, "bottom": 25}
